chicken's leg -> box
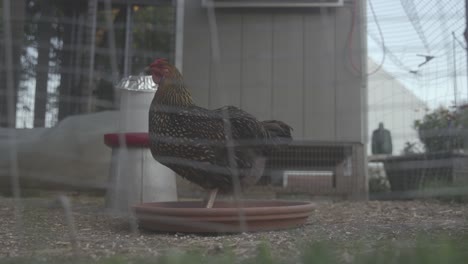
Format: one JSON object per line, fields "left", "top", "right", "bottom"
{"left": 205, "top": 188, "right": 218, "bottom": 208}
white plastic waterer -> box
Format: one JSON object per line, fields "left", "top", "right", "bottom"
{"left": 117, "top": 75, "right": 155, "bottom": 132}
{"left": 106, "top": 75, "right": 178, "bottom": 216}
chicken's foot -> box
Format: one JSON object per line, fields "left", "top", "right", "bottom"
{"left": 205, "top": 188, "right": 218, "bottom": 208}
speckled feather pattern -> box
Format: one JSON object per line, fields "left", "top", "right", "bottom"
{"left": 148, "top": 63, "right": 292, "bottom": 193}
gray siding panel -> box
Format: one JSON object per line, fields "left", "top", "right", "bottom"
{"left": 335, "top": 7, "right": 363, "bottom": 142}
{"left": 272, "top": 14, "right": 304, "bottom": 138}
{"left": 241, "top": 14, "right": 274, "bottom": 120}
{"left": 303, "top": 10, "right": 336, "bottom": 141}
{"left": 209, "top": 12, "right": 242, "bottom": 108}
{"left": 182, "top": 0, "right": 211, "bottom": 107}
{"left": 182, "top": 3, "right": 365, "bottom": 144}
{"left": 180, "top": 4, "right": 367, "bottom": 198}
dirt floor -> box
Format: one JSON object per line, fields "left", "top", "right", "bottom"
{"left": 0, "top": 195, "right": 467, "bottom": 262}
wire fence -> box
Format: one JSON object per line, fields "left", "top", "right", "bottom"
{"left": 1, "top": 0, "right": 468, "bottom": 260}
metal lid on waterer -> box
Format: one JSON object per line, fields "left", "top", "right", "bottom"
{"left": 116, "top": 75, "right": 157, "bottom": 92}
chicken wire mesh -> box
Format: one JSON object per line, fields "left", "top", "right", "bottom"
{"left": 1, "top": 0, "right": 468, "bottom": 261}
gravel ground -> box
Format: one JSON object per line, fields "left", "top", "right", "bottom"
{"left": 0, "top": 195, "right": 467, "bottom": 261}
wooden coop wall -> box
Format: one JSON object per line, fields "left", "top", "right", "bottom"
{"left": 179, "top": 0, "right": 368, "bottom": 198}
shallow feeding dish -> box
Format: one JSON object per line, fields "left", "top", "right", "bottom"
{"left": 133, "top": 200, "right": 314, "bottom": 233}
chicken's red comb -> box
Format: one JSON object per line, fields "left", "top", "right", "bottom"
{"left": 150, "top": 58, "right": 168, "bottom": 67}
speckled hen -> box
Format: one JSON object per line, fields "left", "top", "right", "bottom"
{"left": 147, "top": 58, "right": 292, "bottom": 208}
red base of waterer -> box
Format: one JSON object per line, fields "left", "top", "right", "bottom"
{"left": 104, "top": 132, "right": 149, "bottom": 148}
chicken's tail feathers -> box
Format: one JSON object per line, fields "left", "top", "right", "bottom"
{"left": 262, "top": 120, "right": 293, "bottom": 150}
{"left": 262, "top": 120, "right": 293, "bottom": 138}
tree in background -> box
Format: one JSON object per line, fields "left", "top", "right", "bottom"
{"left": 0, "top": 0, "right": 26, "bottom": 128}
{"left": 2, "top": 0, "right": 175, "bottom": 127}
{"left": 92, "top": 3, "right": 175, "bottom": 111}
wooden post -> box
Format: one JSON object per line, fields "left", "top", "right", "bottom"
{"left": 85, "top": 0, "right": 98, "bottom": 113}
{"left": 34, "top": 0, "right": 53, "bottom": 127}
{"left": 465, "top": 0, "right": 468, "bottom": 98}
{"left": 0, "top": 0, "right": 25, "bottom": 127}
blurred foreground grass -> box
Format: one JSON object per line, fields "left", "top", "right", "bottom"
{"left": 2, "top": 236, "right": 468, "bottom": 264}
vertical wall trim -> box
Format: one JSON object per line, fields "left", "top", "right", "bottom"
{"left": 206, "top": 4, "right": 218, "bottom": 109}
{"left": 360, "top": 0, "right": 368, "bottom": 144}
{"left": 333, "top": 8, "right": 338, "bottom": 141}
{"left": 302, "top": 14, "right": 306, "bottom": 137}
{"left": 360, "top": 0, "right": 369, "bottom": 192}
{"left": 175, "top": 0, "right": 185, "bottom": 73}
{"left": 270, "top": 14, "right": 275, "bottom": 119}
{"left": 239, "top": 14, "right": 244, "bottom": 109}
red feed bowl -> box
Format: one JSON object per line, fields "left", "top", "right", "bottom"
{"left": 133, "top": 200, "right": 314, "bottom": 233}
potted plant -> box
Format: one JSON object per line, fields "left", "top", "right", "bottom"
{"left": 414, "top": 107, "right": 466, "bottom": 153}
{"left": 383, "top": 105, "right": 468, "bottom": 193}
